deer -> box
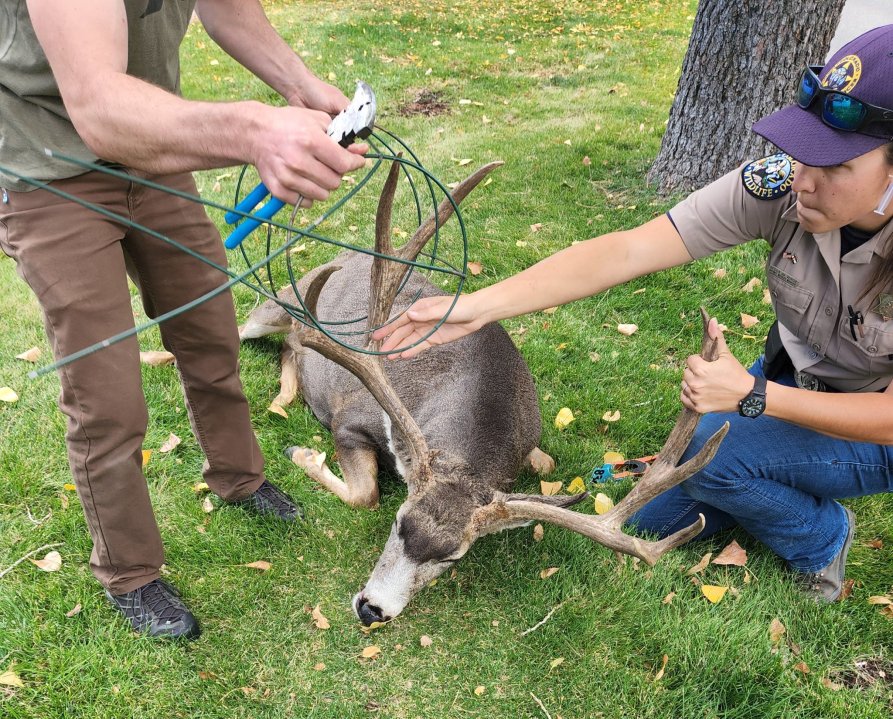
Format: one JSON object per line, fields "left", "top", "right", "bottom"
{"left": 239, "top": 159, "right": 729, "bottom": 626}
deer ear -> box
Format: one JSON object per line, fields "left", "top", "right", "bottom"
{"left": 469, "top": 491, "right": 588, "bottom": 538}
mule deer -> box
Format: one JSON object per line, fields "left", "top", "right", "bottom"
{"left": 240, "top": 161, "right": 729, "bottom": 625}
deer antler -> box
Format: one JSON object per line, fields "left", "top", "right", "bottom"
{"left": 295, "top": 161, "right": 502, "bottom": 486}
{"left": 471, "top": 307, "right": 729, "bottom": 566}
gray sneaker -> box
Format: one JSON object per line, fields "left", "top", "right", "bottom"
{"left": 106, "top": 578, "right": 200, "bottom": 639}
{"left": 795, "top": 506, "right": 855, "bottom": 603}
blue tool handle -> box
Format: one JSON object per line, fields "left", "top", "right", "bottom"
{"left": 223, "top": 196, "right": 284, "bottom": 249}
{"left": 224, "top": 181, "right": 271, "bottom": 224}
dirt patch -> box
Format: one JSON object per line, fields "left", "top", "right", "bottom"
{"left": 830, "top": 657, "right": 893, "bottom": 690}
{"left": 397, "top": 89, "right": 450, "bottom": 117}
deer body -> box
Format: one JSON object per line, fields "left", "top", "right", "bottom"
{"left": 241, "top": 160, "right": 728, "bottom": 625}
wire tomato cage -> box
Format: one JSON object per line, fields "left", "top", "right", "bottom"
{"left": 1, "top": 126, "right": 474, "bottom": 379}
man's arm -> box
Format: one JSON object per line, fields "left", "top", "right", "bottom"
{"left": 194, "top": 0, "right": 347, "bottom": 114}
{"left": 374, "top": 213, "right": 695, "bottom": 357}
{"left": 26, "top": 0, "right": 366, "bottom": 205}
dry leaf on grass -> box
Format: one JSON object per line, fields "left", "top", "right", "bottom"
{"left": 549, "top": 657, "right": 564, "bottom": 670}
{"left": 0, "top": 387, "right": 19, "bottom": 403}
{"left": 313, "top": 663, "right": 326, "bottom": 671}
{"left": 603, "top": 451, "right": 624, "bottom": 464}
{"left": 662, "top": 592, "right": 676, "bottom": 605}
{"left": 311, "top": 604, "right": 330, "bottom": 629}
{"left": 594, "top": 493, "right": 614, "bottom": 515}
{"left": 617, "top": 323, "right": 638, "bottom": 336}
{"left": 15, "top": 347, "right": 41, "bottom": 362}
{"left": 201, "top": 496, "right": 214, "bottom": 514}
{"left": 793, "top": 661, "right": 810, "bottom": 675}
{"left": 159, "top": 433, "right": 181, "bottom": 453}
{"left": 0, "top": 664, "right": 24, "bottom": 688}
{"left": 686, "top": 552, "right": 712, "bottom": 575}
{"left": 474, "top": 686, "right": 486, "bottom": 696}
{"left": 653, "top": 654, "right": 669, "bottom": 682}
{"left": 768, "top": 618, "right": 786, "bottom": 643}
{"left": 602, "top": 410, "right": 621, "bottom": 422}
{"left": 241, "top": 560, "right": 271, "bottom": 571}
{"left": 139, "top": 350, "right": 175, "bottom": 366}
{"left": 141, "top": 450, "right": 152, "bottom": 467}
{"left": 420, "top": 635, "right": 433, "bottom": 647}
{"left": 822, "top": 677, "right": 843, "bottom": 691}
{"left": 867, "top": 595, "right": 893, "bottom": 605}
{"left": 360, "top": 646, "right": 381, "bottom": 659}
{"left": 740, "top": 313, "right": 760, "bottom": 329}
{"left": 65, "top": 603, "right": 82, "bottom": 618}
{"left": 467, "top": 261, "right": 483, "bottom": 276}
{"left": 530, "top": 223, "right": 543, "bottom": 233}
{"left": 712, "top": 540, "right": 748, "bottom": 566}
{"left": 741, "top": 277, "right": 762, "bottom": 293}
{"left": 567, "top": 477, "right": 586, "bottom": 494}
{"left": 268, "top": 403, "right": 289, "bottom": 418}
{"left": 713, "top": 268, "right": 727, "bottom": 279}
{"left": 540, "top": 480, "right": 562, "bottom": 496}
{"left": 554, "top": 407, "right": 575, "bottom": 430}
{"left": 30, "top": 550, "right": 62, "bottom": 572}
{"left": 532, "top": 524, "right": 544, "bottom": 542}
{"left": 540, "top": 567, "right": 559, "bottom": 579}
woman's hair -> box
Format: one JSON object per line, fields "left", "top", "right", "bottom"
{"left": 859, "top": 142, "right": 893, "bottom": 305}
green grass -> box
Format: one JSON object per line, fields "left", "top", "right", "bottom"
{"left": 2, "top": 1, "right": 893, "bottom": 717}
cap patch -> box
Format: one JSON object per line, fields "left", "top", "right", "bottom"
{"left": 741, "top": 153, "right": 795, "bottom": 200}
{"left": 822, "top": 55, "right": 862, "bottom": 93}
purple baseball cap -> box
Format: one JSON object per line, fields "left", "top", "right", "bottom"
{"left": 752, "top": 24, "right": 893, "bottom": 167}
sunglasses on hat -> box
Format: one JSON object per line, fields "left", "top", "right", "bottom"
{"left": 798, "top": 65, "right": 893, "bottom": 136}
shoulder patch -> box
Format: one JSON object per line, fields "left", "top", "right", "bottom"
{"left": 741, "top": 153, "right": 795, "bottom": 200}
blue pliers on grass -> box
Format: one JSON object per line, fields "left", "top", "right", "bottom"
{"left": 223, "top": 81, "right": 377, "bottom": 249}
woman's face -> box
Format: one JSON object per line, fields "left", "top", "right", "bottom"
{"left": 791, "top": 144, "right": 893, "bottom": 234}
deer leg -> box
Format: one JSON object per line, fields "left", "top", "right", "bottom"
{"left": 285, "top": 443, "right": 380, "bottom": 509}
{"left": 270, "top": 336, "right": 304, "bottom": 409}
{"left": 526, "top": 447, "right": 556, "bottom": 475}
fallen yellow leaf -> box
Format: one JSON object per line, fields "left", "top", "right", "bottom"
{"left": 63, "top": 483, "right": 76, "bottom": 492}
{"left": 701, "top": 585, "right": 728, "bottom": 603}
{"left": 142, "top": 450, "right": 152, "bottom": 467}
{"left": 603, "top": 451, "right": 625, "bottom": 464}
{"left": 0, "top": 664, "right": 24, "bottom": 688}
{"left": 540, "top": 480, "right": 562, "bottom": 496}
{"left": 192, "top": 482, "right": 210, "bottom": 494}
{"left": 662, "top": 592, "right": 676, "bottom": 605}
{"left": 313, "top": 663, "right": 326, "bottom": 671}
{"left": 474, "top": 685, "right": 486, "bottom": 696}
{"left": 567, "top": 477, "right": 586, "bottom": 494}
{"left": 594, "top": 493, "right": 614, "bottom": 514}
{"left": 361, "top": 646, "right": 381, "bottom": 659}
{"left": 312, "top": 604, "right": 330, "bottom": 629}
{"left": 867, "top": 595, "right": 893, "bottom": 605}
{"left": 0, "top": 387, "right": 19, "bottom": 403}
{"left": 467, "top": 261, "right": 483, "bottom": 276}
{"left": 30, "top": 550, "right": 62, "bottom": 572}
{"left": 549, "top": 657, "right": 565, "bottom": 670}
{"left": 540, "top": 567, "right": 559, "bottom": 579}
{"left": 554, "top": 407, "right": 575, "bottom": 430}
{"left": 741, "top": 277, "right": 762, "bottom": 293}
{"left": 602, "top": 410, "right": 621, "bottom": 422}
{"left": 532, "top": 524, "right": 544, "bottom": 542}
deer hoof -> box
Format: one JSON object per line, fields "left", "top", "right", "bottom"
{"left": 527, "top": 447, "right": 556, "bottom": 475}
{"left": 285, "top": 446, "right": 327, "bottom": 470}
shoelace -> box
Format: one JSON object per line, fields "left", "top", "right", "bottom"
{"left": 140, "top": 581, "right": 187, "bottom": 623}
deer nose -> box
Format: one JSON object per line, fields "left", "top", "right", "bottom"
{"left": 356, "top": 596, "right": 387, "bottom": 626}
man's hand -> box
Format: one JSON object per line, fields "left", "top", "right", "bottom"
{"left": 372, "top": 295, "right": 484, "bottom": 359}
{"left": 251, "top": 105, "right": 368, "bottom": 207}
{"left": 286, "top": 75, "right": 352, "bottom": 116}
{"left": 680, "top": 317, "right": 755, "bottom": 413}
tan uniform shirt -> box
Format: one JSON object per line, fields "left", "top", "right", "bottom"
{"left": 670, "top": 162, "right": 893, "bottom": 393}
{"left": 0, "top": 0, "right": 196, "bottom": 191}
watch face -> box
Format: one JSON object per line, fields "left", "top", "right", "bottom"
{"left": 739, "top": 395, "right": 766, "bottom": 418}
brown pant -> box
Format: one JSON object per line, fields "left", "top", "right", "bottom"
{"left": 0, "top": 170, "right": 265, "bottom": 593}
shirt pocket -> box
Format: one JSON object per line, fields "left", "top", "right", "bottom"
{"left": 839, "top": 320, "right": 893, "bottom": 380}
{"left": 767, "top": 265, "right": 814, "bottom": 337}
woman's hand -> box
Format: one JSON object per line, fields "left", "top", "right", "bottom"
{"left": 372, "top": 294, "right": 485, "bottom": 359}
{"left": 680, "top": 317, "right": 755, "bottom": 413}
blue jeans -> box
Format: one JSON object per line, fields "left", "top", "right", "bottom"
{"left": 628, "top": 357, "right": 893, "bottom": 572}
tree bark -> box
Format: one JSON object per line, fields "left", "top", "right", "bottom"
{"left": 648, "top": 0, "right": 847, "bottom": 194}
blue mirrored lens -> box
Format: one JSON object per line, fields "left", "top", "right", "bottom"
{"left": 798, "top": 71, "right": 818, "bottom": 108}
{"left": 823, "top": 93, "right": 867, "bottom": 130}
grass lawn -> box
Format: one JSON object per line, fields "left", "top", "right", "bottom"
{"left": 2, "top": 1, "right": 893, "bottom": 717}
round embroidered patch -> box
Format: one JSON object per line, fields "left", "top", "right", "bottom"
{"left": 822, "top": 54, "right": 862, "bottom": 93}
{"left": 741, "top": 153, "right": 795, "bottom": 200}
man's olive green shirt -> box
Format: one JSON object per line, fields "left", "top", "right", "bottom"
{"left": 0, "top": 0, "right": 196, "bottom": 191}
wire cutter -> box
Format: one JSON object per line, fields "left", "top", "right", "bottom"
{"left": 223, "top": 81, "right": 377, "bottom": 249}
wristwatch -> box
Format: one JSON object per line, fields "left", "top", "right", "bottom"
{"left": 738, "top": 375, "right": 767, "bottom": 418}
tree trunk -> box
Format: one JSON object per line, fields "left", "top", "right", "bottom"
{"left": 648, "top": 0, "right": 847, "bottom": 194}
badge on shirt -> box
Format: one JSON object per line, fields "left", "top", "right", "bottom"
{"left": 873, "top": 293, "right": 893, "bottom": 321}
{"left": 741, "top": 153, "right": 795, "bottom": 200}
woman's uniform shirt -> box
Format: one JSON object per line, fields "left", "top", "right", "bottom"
{"left": 669, "top": 152, "right": 893, "bottom": 393}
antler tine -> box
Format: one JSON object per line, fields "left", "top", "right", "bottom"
{"left": 481, "top": 308, "right": 729, "bottom": 566}
{"left": 367, "top": 161, "right": 504, "bottom": 342}
{"left": 296, "top": 265, "right": 433, "bottom": 484}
